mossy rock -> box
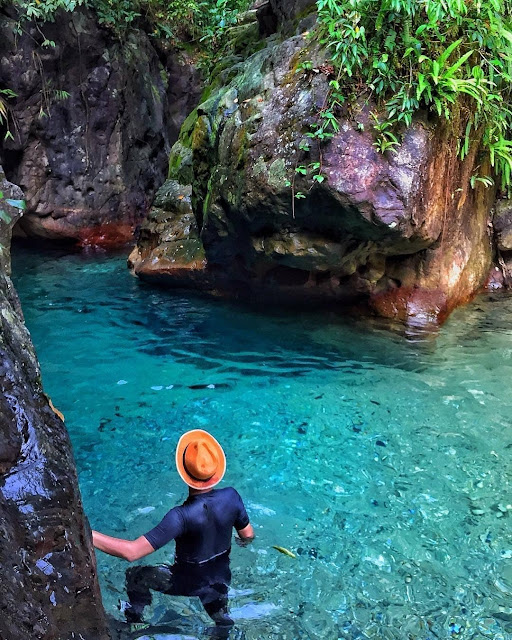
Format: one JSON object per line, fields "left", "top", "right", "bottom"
{"left": 153, "top": 179, "right": 192, "bottom": 209}
{"left": 236, "top": 9, "right": 259, "bottom": 26}
{"left": 160, "top": 238, "right": 205, "bottom": 264}
{"left": 226, "top": 21, "right": 261, "bottom": 56}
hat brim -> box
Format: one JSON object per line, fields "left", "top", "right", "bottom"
{"left": 175, "top": 429, "right": 226, "bottom": 489}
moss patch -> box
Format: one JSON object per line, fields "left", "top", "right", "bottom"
{"left": 268, "top": 158, "right": 287, "bottom": 190}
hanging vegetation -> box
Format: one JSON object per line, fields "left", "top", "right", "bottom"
{"left": 315, "top": 0, "right": 512, "bottom": 190}
{"left": 4, "top": 0, "right": 251, "bottom": 46}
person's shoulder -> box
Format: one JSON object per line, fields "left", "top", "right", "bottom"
{"left": 216, "top": 486, "right": 243, "bottom": 500}
{"left": 216, "top": 486, "right": 237, "bottom": 494}
{"left": 166, "top": 503, "right": 186, "bottom": 519}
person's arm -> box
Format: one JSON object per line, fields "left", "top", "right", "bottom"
{"left": 233, "top": 488, "right": 254, "bottom": 547}
{"left": 235, "top": 523, "right": 255, "bottom": 547}
{"left": 92, "top": 530, "right": 155, "bottom": 562}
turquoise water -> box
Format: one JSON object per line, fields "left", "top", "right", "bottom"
{"left": 11, "top": 245, "right": 512, "bottom": 640}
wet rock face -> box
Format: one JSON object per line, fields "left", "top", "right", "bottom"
{"left": 0, "top": 170, "right": 109, "bottom": 639}
{"left": 252, "top": 0, "right": 315, "bottom": 35}
{"left": 0, "top": 6, "right": 201, "bottom": 247}
{"left": 494, "top": 199, "right": 512, "bottom": 252}
{"left": 491, "top": 199, "right": 512, "bottom": 288}
{"left": 269, "top": 0, "right": 316, "bottom": 24}
{"left": 131, "top": 22, "right": 495, "bottom": 327}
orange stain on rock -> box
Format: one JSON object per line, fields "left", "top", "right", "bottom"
{"left": 77, "top": 223, "right": 135, "bottom": 249}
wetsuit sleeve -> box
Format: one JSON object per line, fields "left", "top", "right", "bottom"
{"left": 143, "top": 507, "right": 186, "bottom": 551}
{"left": 233, "top": 490, "right": 250, "bottom": 531}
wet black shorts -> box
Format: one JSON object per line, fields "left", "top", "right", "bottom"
{"left": 125, "top": 559, "right": 233, "bottom": 626}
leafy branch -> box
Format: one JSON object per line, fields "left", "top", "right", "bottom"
{"left": 313, "top": 0, "right": 512, "bottom": 191}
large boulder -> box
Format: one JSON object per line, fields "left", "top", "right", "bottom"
{"left": 0, "top": 169, "right": 109, "bottom": 639}
{"left": 130, "top": 20, "right": 495, "bottom": 328}
{"left": 128, "top": 179, "right": 209, "bottom": 287}
{"left": 0, "top": 6, "right": 201, "bottom": 247}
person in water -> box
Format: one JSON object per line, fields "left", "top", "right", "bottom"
{"left": 92, "top": 429, "right": 254, "bottom": 630}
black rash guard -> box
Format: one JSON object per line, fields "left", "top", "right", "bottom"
{"left": 143, "top": 487, "right": 250, "bottom": 567}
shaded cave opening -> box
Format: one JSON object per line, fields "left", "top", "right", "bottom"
{"left": 1, "top": 146, "right": 23, "bottom": 185}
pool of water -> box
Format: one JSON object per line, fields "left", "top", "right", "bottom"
{"left": 11, "top": 244, "right": 512, "bottom": 640}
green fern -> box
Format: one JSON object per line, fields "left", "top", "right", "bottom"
{"left": 316, "top": 0, "right": 512, "bottom": 190}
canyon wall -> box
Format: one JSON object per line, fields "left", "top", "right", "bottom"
{"left": 0, "top": 5, "right": 201, "bottom": 247}
{"left": 0, "top": 171, "right": 110, "bottom": 639}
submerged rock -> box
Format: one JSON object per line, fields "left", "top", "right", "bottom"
{"left": 0, "top": 168, "right": 109, "bottom": 638}
{"left": 0, "top": 6, "right": 201, "bottom": 247}
{"left": 130, "top": 13, "right": 495, "bottom": 328}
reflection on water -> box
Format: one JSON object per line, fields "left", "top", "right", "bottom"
{"left": 11, "top": 245, "right": 512, "bottom": 640}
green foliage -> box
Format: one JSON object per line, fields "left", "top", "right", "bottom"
{"left": 291, "top": 160, "right": 326, "bottom": 191}
{"left": 9, "top": 0, "right": 251, "bottom": 45}
{"left": 0, "top": 190, "right": 26, "bottom": 225}
{"left": 296, "top": 60, "right": 314, "bottom": 72}
{"left": 371, "top": 112, "right": 400, "bottom": 152}
{"left": 93, "top": 0, "right": 141, "bottom": 28}
{"left": 470, "top": 174, "right": 494, "bottom": 188}
{"left": 5, "top": 198, "right": 27, "bottom": 209}
{"left": 12, "top": 0, "right": 84, "bottom": 25}
{"left": 0, "top": 89, "right": 16, "bottom": 122}
{"left": 306, "top": 103, "right": 341, "bottom": 142}
{"left": 199, "top": 0, "right": 248, "bottom": 45}
{"left": 285, "top": 158, "right": 326, "bottom": 211}
{"left": 315, "top": 0, "right": 512, "bottom": 190}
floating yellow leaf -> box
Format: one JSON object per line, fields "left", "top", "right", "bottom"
{"left": 272, "top": 545, "right": 296, "bottom": 558}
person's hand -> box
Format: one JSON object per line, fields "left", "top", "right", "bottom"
{"left": 234, "top": 535, "right": 251, "bottom": 548}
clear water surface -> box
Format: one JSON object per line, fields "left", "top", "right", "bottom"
{"left": 11, "top": 245, "right": 512, "bottom": 640}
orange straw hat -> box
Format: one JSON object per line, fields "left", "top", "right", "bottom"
{"left": 176, "top": 430, "right": 226, "bottom": 489}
